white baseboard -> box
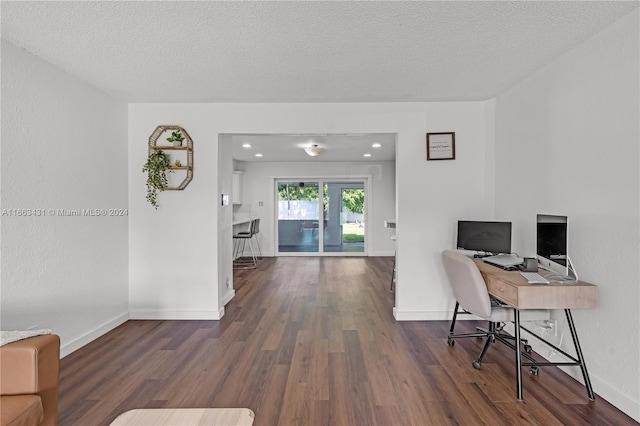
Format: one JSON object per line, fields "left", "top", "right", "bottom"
{"left": 588, "top": 374, "right": 639, "bottom": 422}
{"left": 60, "top": 311, "right": 129, "bottom": 358}
{"left": 393, "top": 309, "right": 451, "bottom": 321}
{"left": 62, "top": 308, "right": 228, "bottom": 357}
{"left": 511, "top": 325, "right": 640, "bottom": 422}
{"left": 371, "top": 251, "right": 395, "bottom": 257}
{"left": 129, "top": 309, "right": 225, "bottom": 321}
{"left": 392, "top": 308, "right": 484, "bottom": 321}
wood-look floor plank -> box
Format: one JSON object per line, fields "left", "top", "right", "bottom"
{"left": 251, "top": 364, "right": 289, "bottom": 426}
{"left": 260, "top": 311, "right": 289, "bottom": 351}
{"left": 359, "top": 340, "right": 398, "bottom": 407}
{"left": 57, "top": 257, "right": 638, "bottom": 426}
{"left": 327, "top": 352, "right": 357, "bottom": 426}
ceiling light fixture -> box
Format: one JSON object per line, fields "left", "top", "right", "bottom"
{"left": 255, "top": 153, "right": 263, "bottom": 157}
{"left": 372, "top": 143, "right": 382, "bottom": 148}
{"left": 242, "top": 143, "right": 252, "bottom": 148}
{"left": 363, "top": 153, "right": 372, "bottom": 158}
{"left": 304, "top": 144, "right": 325, "bottom": 157}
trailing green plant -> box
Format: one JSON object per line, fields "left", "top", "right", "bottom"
{"left": 166, "top": 130, "right": 185, "bottom": 145}
{"left": 142, "top": 150, "right": 173, "bottom": 209}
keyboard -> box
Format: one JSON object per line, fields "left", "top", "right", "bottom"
{"left": 520, "top": 272, "right": 550, "bottom": 284}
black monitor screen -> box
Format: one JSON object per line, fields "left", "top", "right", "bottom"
{"left": 537, "top": 217, "right": 567, "bottom": 266}
{"left": 456, "top": 221, "right": 512, "bottom": 255}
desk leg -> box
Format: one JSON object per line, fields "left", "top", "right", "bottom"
{"left": 514, "top": 308, "right": 523, "bottom": 400}
{"left": 565, "top": 309, "right": 596, "bottom": 400}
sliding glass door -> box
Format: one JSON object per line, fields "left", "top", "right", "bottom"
{"left": 276, "top": 179, "right": 366, "bottom": 255}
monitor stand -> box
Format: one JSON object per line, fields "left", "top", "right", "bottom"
{"left": 539, "top": 256, "right": 579, "bottom": 282}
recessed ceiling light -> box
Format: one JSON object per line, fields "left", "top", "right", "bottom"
{"left": 363, "top": 153, "right": 372, "bottom": 158}
{"left": 242, "top": 143, "right": 252, "bottom": 148}
{"left": 372, "top": 143, "right": 382, "bottom": 148}
{"left": 255, "top": 153, "right": 263, "bottom": 157}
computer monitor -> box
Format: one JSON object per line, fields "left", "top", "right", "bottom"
{"left": 456, "top": 221, "right": 512, "bottom": 255}
{"left": 536, "top": 214, "right": 568, "bottom": 275}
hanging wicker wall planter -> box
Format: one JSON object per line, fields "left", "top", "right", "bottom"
{"left": 143, "top": 125, "right": 194, "bottom": 208}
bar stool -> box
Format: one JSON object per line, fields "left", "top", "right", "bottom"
{"left": 251, "top": 218, "right": 262, "bottom": 258}
{"left": 233, "top": 219, "right": 257, "bottom": 269}
{"left": 235, "top": 218, "right": 261, "bottom": 258}
{"left": 384, "top": 221, "right": 396, "bottom": 290}
{"left": 390, "top": 235, "right": 397, "bottom": 290}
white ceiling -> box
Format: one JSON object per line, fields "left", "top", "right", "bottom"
{"left": 2, "top": 1, "right": 636, "bottom": 162}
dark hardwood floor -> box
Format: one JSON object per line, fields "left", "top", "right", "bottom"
{"left": 58, "top": 257, "right": 636, "bottom": 425}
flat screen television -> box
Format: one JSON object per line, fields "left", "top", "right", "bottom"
{"left": 456, "top": 221, "right": 512, "bottom": 255}
{"left": 536, "top": 214, "right": 568, "bottom": 275}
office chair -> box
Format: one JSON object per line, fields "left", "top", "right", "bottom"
{"left": 233, "top": 219, "right": 258, "bottom": 269}
{"left": 442, "top": 250, "right": 550, "bottom": 371}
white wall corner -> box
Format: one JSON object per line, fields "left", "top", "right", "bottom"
{"left": 60, "top": 312, "right": 129, "bottom": 358}
{"left": 221, "top": 290, "right": 235, "bottom": 307}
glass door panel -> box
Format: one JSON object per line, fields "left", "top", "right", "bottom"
{"left": 277, "top": 181, "right": 320, "bottom": 253}
{"left": 324, "top": 182, "right": 365, "bottom": 253}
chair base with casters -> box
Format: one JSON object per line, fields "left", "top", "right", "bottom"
{"left": 441, "top": 250, "right": 550, "bottom": 376}
{"left": 447, "top": 300, "right": 545, "bottom": 375}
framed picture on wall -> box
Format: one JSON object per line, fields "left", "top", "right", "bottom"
{"left": 426, "top": 132, "right": 455, "bottom": 160}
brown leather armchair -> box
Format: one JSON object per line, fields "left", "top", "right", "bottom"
{"left": 0, "top": 334, "right": 60, "bottom": 426}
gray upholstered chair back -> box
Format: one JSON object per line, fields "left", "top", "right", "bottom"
{"left": 442, "top": 250, "right": 492, "bottom": 319}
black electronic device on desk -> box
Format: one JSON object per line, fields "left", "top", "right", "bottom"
{"left": 520, "top": 257, "right": 539, "bottom": 272}
{"left": 456, "top": 220, "right": 526, "bottom": 270}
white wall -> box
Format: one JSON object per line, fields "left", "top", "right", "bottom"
{"left": 494, "top": 10, "right": 639, "bottom": 420}
{"left": 218, "top": 135, "right": 235, "bottom": 308}
{"left": 236, "top": 160, "right": 396, "bottom": 257}
{"left": 0, "top": 40, "right": 129, "bottom": 357}
{"left": 396, "top": 102, "right": 494, "bottom": 319}
{"left": 128, "top": 105, "right": 222, "bottom": 319}
{"left": 128, "top": 103, "right": 491, "bottom": 322}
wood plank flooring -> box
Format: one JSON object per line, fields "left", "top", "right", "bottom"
{"left": 58, "top": 257, "right": 636, "bottom": 425}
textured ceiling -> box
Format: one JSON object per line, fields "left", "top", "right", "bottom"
{"left": 2, "top": 1, "right": 637, "bottom": 103}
